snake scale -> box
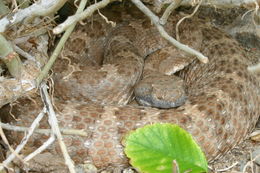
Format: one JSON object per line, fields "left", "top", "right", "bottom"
{"left": 3, "top": 5, "right": 260, "bottom": 171}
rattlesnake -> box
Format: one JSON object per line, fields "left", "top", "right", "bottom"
{"left": 3, "top": 4, "right": 260, "bottom": 171}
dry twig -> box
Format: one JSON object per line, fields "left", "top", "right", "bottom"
{"left": 40, "top": 83, "right": 75, "bottom": 173}
{"left": 53, "top": 0, "right": 120, "bottom": 34}
{"left": 0, "top": 0, "right": 67, "bottom": 32}
{"left": 0, "top": 120, "right": 24, "bottom": 164}
{"left": 35, "top": 1, "right": 90, "bottom": 171}
{"left": 176, "top": 0, "right": 202, "bottom": 41}
{"left": 24, "top": 134, "right": 55, "bottom": 162}
{"left": 36, "top": 0, "right": 88, "bottom": 86}
{"left": 0, "top": 122, "right": 88, "bottom": 136}
{"left": 180, "top": 0, "right": 259, "bottom": 9}
{"left": 0, "top": 108, "right": 46, "bottom": 171}
{"left": 208, "top": 162, "right": 239, "bottom": 172}
{"left": 13, "top": 44, "right": 36, "bottom": 62}
{"left": 131, "top": 0, "right": 208, "bottom": 63}
{"left": 242, "top": 152, "right": 254, "bottom": 173}
{"left": 160, "top": 0, "right": 183, "bottom": 25}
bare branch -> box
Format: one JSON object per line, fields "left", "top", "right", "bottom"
{"left": 36, "top": 0, "right": 88, "bottom": 86}
{"left": 215, "top": 162, "right": 239, "bottom": 172}
{"left": 13, "top": 44, "right": 36, "bottom": 62}
{"left": 37, "top": 1, "right": 90, "bottom": 171}
{"left": 0, "top": 120, "right": 25, "bottom": 166}
{"left": 154, "top": 0, "right": 260, "bottom": 13}
{"left": 24, "top": 134, "right": 55, "bottom": 162}
{"left": 176, "top": 0, "right": 202, "bottom": 41}
{"left": 160, "top": 0, "right": 183, "bottom": 25}
{"left": 40, "top": 83, "right": 75, "bottom": 173}
{"left": 0, "top": 0, "right": 67, "bottom": 32}
{"left": 0, "top": 122, "right": 88, "bottom": 136}
{"left": 0, "top": 108, "right": 46, "bottom": 171}
{"left": 131, "top": 0, "right": 208, "bottom": 63}
{"left": 53, "top": 0, "right": 120, "bottom": 34}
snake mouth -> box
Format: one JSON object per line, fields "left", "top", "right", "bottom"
{"left": 135, "top": 94, "right": 188, "bottom": 109}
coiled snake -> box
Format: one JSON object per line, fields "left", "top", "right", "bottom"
{"left": 5, "top": 5, "right": 260, "bottom": 170}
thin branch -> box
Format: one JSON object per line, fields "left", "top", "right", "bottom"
{"left": 98, "top": 10, "right": 116, "bottom": 27}
{"left": 242, "top": 152, "right": 254, "bottom": 173}
{"left": 13, "top": 44, "right": 36, "bottom": 62}
{"left": 212, "top": 162, "right": 239, "bottom": 172}
{"left": 0, "top": 122, "right": 88, "bottom": 136}
{"left": 131, "top": 0, "right": 208, "bottom": 63}
{"left": 0, "top": 120, "right": 24, "bottom": 165}
{"left": 152, "top": 0, "right": 259, "bottom": 14}
{"left": 160, "top": 0, "right": 183, "bottom": 25}
{"left": 37, "top": 1, "right": 89, "bottom": 171}
{"left": 35, "top": 0, "right": 88, "bottom": 86}
{"left": 0, "top": 108, "right": 46, "bottom": 171}
{"left": 24, "top": 134, "right": 55, "bottom": 162}
{"left": 180, "top": 0, "right": 259, "bottom": 9}
{"left": 40, "top": 83, "right": 75, "bottom": 173}
{"left": 11, "top": 0, "right": 18, "bottom": 12}
{"left": 0, "top": 0, "right": 67, "bottom": 32}
{"left": 53, "top": 0, "right": 120, "bottom": 34}
{"left": 176, "top": 0, "right": 202, "bottom": 41}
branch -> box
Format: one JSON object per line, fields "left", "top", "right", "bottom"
{"left": 153, "top": 0, "right": 260, "bottom": 13}
{"left": 131, "top": 0, "right": 208, "bottom": 63}
{"left": 0, "top": 122, "right": 88, "bottom": 136}
{"left": 40, "top": 83, "right": 75, "bottom": 173}
{"left": 13, "top": 44, "right": 36, "bottom": 62}
{"left": 0, "top": 120, "right": 24, "bottom": 165}
{"left": 53, "top": 0, "right": 120, "bottom": 34}
{"left": 180, "top": 0, "right": 259, "bottom": 8}
{"left": 36, "top": 0, "right": 88, "bottom": 86}
{"left": 37, "top": 1, "right": 90, "bottom": 171}
{"left": 160, "top": 0, "right": 183, "bottom": 25}
{"left": 0, "top": 0, "right": 67, "bottom": 32}
{"left": 0, "top": 108, "right": 46, "bottom": 171}
{"left": 24, "top": 134, "right": 55, "bottom": 162}
{"left": 176, "top": 0, "right": 202, "bottom": 41}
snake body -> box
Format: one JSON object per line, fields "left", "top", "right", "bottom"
{"left": 5, "top": 6, "right": 260, "bottom": 170}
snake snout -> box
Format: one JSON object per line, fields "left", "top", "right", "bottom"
{"left": 134, "top": 74, "right": 187, "bottom": 108}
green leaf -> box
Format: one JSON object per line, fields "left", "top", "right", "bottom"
{"left": 124, "top": 123, "right": 208, "bottom": 173}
